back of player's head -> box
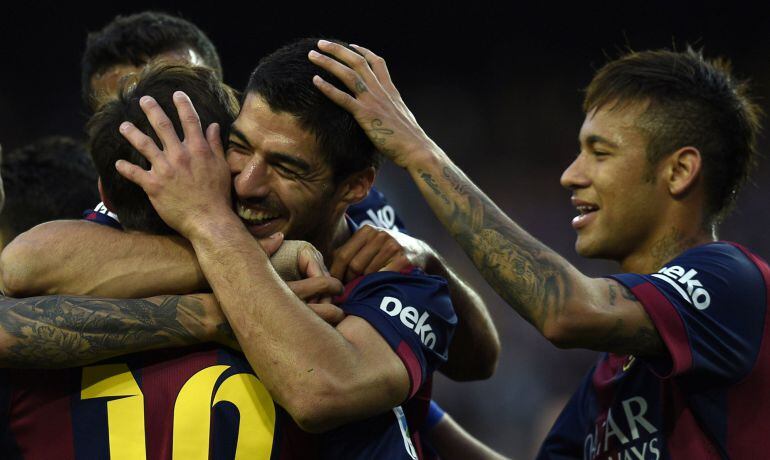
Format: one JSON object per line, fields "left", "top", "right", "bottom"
{"left": 88, "top": 62, "right": 239, "bottom": 234}
{"left": 584, "top": 47, "right": 762, "bottom": 226}
{"left": 245, "top": 37, "right": 381, "bottom": 184}
{"left": 0, "top": 137, "right": 100, "bottom": 243}
{"left": 82, "top": 11, "right": 222, "bottom": 109}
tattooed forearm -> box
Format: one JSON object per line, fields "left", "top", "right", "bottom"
{"left": 0, "top": 294, "right": 216, "bottom": 368}
{"left": 414, "top": 164, "right": 573, "bottom": 331}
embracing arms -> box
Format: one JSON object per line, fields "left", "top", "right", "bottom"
{"left": 308, "top": 40, "right": 663, "bottom": 357}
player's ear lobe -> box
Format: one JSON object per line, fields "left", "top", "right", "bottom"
{"left": 668, "top": 146, "right": 702, "bottom": 196}
{"left": 340, "top": 167, "right": 375, "bottom": 206}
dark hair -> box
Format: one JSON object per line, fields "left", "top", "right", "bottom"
{"left": 584, "top": 47, "right": 762, "bottom": 225}
{"left": 87, "top": 63, "right": 239, "bottom": 234}
{"left": 245, "top": 37, "right": 381, "bottom": 183}
{"left": 82, "top": 11, "right": 222, "bottom": 109}
{"left": 0, "top": 137, "right": 100, "bottom": 240}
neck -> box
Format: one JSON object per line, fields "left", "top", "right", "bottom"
{"left": 315, "top": 215, "right": 352, "bottom": 263}
{"left": 620, "top": 225, "right": 714, "bottom": 273}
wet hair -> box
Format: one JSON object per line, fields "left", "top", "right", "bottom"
{"left": 584, "top": 47, "right": 762, "bottom": 225}
{"left": 82, "top": 11, "right": 222, "bottom": 109}
{"left": 245, "top": 37, "right": 381, "bottom": 184}
{"left": 87, "top": 63, "right": 239, "bottom": 234}
{"left": 0, "top": 137, "right": 100, "bottom": 241}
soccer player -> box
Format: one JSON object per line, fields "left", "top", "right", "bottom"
{"left": 310, "top": 41, "right": 770, "bottom": 457}
{"left": 0, "top": 61, "right": 422, "bottom": 459}
{"left": 0, "top": 137, "right": 99, "bottom": 252}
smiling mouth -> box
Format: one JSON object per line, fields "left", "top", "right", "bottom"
{"left": 236, "top": 202, "right": 281, "bottom": 226}
{"left": 576, "top": 204, "right": 599, "bottom": 216}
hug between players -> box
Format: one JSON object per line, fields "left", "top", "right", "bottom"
{"left": 0, "top": 11, "right": 767, "bottom": 460}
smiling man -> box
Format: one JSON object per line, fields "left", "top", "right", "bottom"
{"left": 309, "top": 42, "right": 770, "bottom": 458}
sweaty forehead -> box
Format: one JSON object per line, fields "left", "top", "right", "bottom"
{"left": 231, "top": 93, "right": 325, "bottom": 163}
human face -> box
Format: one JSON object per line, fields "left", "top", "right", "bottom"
{"left": 227, "top": 93, "right": 342, "bottom": 246}
{"left": 89, "top": 48, "right": 204, "bottom": 109}
{"left": 560, "top": 102, "right": 668, "bottom": 262}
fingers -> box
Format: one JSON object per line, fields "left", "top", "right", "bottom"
{"left": 258, "top": 232, "right": 285, "bottom": 257}
{"left": 206, "top": 123, "right": 225, "bottom": 158}
{"left": 115, "top": 159, "right": 151, "bottom": 190}
{"left": 349, "top": 44, "right": 397, "bottom": 92}
{"left": 330, "top": 226, "right": 373, "bottom": 280}
{"left": 312, "top": 75, "right": 360, "bottom": 112}
{"left": 139, "top": 96, "right": 182, "bottom": 150}
{"left": 315, "top": 40, "right": 378, "bottom": 91}
{"left": 287, "top": 276, "right": 344, "bottom": 301}
{"left": 307, "top": 303, "right": 346, "bottom": 326}
{"left": 298, "top": 244, "right": 330, "bottom": 278}
{"left": 172, "top": 91, "right": 205, "bottom": 147}
{"left": 119, "top": 121, "right": 167, "bottom": 168}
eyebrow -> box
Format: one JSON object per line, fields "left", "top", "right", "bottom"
{"left": 229, "top": 125, "right": 312, "bottom": 173}
{"left": 585, "top": 134, "right": 619, "bottom": 149}
{"left": 229, "top": 126, "right": 253, "bottom": 149}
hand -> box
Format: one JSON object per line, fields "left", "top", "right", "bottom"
{"left": 307, "top": 303, "right": 346, "bottom": 326}
{"left": 308, "top": 40, "right": 438, "bottom": 168}
{"left": 115, "top": 92, "right": 233, "bottom": 238}
{"left": 330, "top": 224, "right": 436, "bottom": 283}
{"left": 287, "top": 276, "right": 344, "bottom": 303}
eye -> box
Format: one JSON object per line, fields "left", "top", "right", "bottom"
{"left": 273, "top": 163, "right": 300, "bottom": 178}
{"left": 593, "top": 150, "right": 611, "bottom": 158}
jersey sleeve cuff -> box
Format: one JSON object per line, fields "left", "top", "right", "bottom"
{"left": 609, "top": 274, "right": 693, "bottom": 378}
{"left": 343, "top": 302, "right": 425, "bottom": 399}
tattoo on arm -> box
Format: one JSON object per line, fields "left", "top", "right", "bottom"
{"left": 416, "top": 165, "right": 573, "bottom": 331}
{"left": 0, "top": 294, "right": 213, "bottom": 368}
{"left": 368, "top": 119, "right": 396, "bottom": 157}
{"left": 598, "top": 281, "right": 664, "bottom": 356}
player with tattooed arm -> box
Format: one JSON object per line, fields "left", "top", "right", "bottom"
{"left": 310, "top": 41, "right": 770, "bottom": 458}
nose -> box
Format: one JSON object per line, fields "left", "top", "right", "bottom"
{"left": 231, "top": 154, "right": 271, "bottom": 199}
{"left": 560, "top": 152, "right": 591, "bottom": 190}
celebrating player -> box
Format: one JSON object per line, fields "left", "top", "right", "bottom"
{"left": 310, "top": 41, "right": 770, "bottom": 458}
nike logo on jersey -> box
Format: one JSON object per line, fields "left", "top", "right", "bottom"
{"left": 379, "top": 296, "right": 437, "bottom": 349}
{"left": 651, "top": 265, "right": 711, "bottom": 310}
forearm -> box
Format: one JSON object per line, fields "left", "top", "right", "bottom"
{"left": 407, "top": 150, "right": 585, "bottom": 337}
{"left": 0, "top": 293, "right": 225, "bottom": 368}
{"left": 427, "top": 255, "right": 500, "bottom": 380}
{"left": 189, "top": 218, "right": 372, "bottom": 427}
{"left": 1, "top": 220, "right": 206, "bottom": 297}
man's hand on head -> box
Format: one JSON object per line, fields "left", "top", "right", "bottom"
{"left": 331, "top": 224, "right": 436, "bottom": 283}
{"left": 116, "top": 91, "right": 235, "bottom": 238}
{"left": 308, "top": 40, "right": 438, "bottom": 169}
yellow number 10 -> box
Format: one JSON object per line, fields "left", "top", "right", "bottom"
{"left": 81, "top": 364, "right": 276, "bottom": 459}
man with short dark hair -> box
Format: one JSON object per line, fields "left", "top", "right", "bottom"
{"left": 309, "top": 42, "right": 770, "bottom": 458}
{"left": 0, "top": 136, "right": 99, "bottom": 250}
{"left": 82, "top": 11, "right": 222, "bottom": 111}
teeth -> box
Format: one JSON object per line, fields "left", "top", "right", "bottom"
{"left": 576, "top": 205, "right": 598, "bottom": 215}
{"left": 236, "top": 203, "right": 279, "bottom": 223}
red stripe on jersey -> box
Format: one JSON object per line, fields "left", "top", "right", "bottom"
{"left": 396, "top": 341, "right": 422, "bottom": 398}
{"left": 663, "top": 379, "right": 720, "bottom": 458}
{"left": 8, "top": 370, "right": 77, "bottom": 460}
{"left": 140, "top": 348, "right": 219, "bottom": 458}
{"left": 631, "top": 282, "right": 692, "bottom": 377}
{"left": 726, "top": 244, "right": 770, "bottom": 457}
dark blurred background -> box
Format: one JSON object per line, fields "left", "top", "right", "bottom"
{"left": 2, "top": 2, "right": 769, "bottom": 458}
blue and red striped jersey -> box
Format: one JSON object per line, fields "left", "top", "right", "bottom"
{"left": 538, "top": 242, "right": 770, "bottom": 459}
{"left": 0, "top": 268, "right": 454, "bottom": 459}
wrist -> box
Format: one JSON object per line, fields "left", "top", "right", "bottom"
{"left": 404, "top": 146, "right": 447, "bottom": 174}
{"left": 185, "top": 210, "right": 244, "bottom": 244}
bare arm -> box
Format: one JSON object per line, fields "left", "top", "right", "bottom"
{"left": 0, "top": 293, "right": 229, "bottom": 368}
{"left": 330, "top": 224, "right": 499, "bottom": 380}
{"left": 309, "top": 41, "right": 663, "bottom": 357}
{"left": 1, "top": 220, "right": 205, "bottom": 297}
{"left": 116, "top": 92, "right": 409, "bottom": 432}
{"left": 428, "top": 411, "right": 511, "bottom": 460}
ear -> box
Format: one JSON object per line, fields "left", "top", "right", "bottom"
{"left": 97, "top": 177, "right": 116, "bottom": 213}
{"left": 337, "top": 167, "right": 375, "bottom": 208}
{"left": 665, "top": 146, "right": 702, "bottom": 197}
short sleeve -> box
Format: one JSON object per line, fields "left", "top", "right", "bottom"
{"left": 347, "top": 186, "right": 408, "bottom": 234}
{"left": 609, "top": 242, "right": 767, "bottom": 382}
{"left": 339, "top": 269, "right": 456, "bottom": 397}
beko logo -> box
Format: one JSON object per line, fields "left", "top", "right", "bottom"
{"left": 651, "top": 266, "right": 711, "bottom": 310}
{"left": 379, "top": 296, "right": 437, "bottom": 349}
